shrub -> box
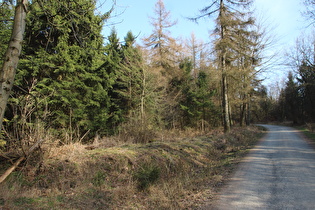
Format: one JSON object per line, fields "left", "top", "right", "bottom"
{"left": 134, "top": 163, "right": 160, "bottom": 190}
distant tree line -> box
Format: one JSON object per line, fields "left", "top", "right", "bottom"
{"left": 256, "top": 0, "right": 315, "bottom": 125}
{"left": 268, "top": 38, "right": 315, "bottom": 124}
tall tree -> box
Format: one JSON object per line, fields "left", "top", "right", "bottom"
{"left": 297, "top": 61, "right": 315, "bottom": 121}
{"left": 0, "top": 0, "right": 28, "bottom": 133}
{"left": 186, "top": 33, "right": 206, "bottom": 78}
{"left": 100, "top": 28, "right": 124, "bottom": 132}
{"left": 194, "top": 0, "right": 254, "bottom": 132}
{"left": 143, "top": 0, "right": 185, "bottom": 129}
{"left": 232, "top": 26, "right": 261, "bottom": 126}
{"left": 283, "top": 72, "right": 300, "bottom": 124}
{"left": 143, "top": 0, "right": 179, "bottom": 79}
{"left": 120, "top": 31, "right": 146, "bottom": 119}
{"left": 102, "top": 30, "right": 146, "bottom": 132}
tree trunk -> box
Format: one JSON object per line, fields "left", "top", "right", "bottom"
{"left": 219, "top": 0, "right": 230, "bottom": 133}
{"left": 140, "top": 69, "right": 146, "bottom": 125}
{"left": 0, "top": 0, "right": 28, "bottom": 132}
{"left": 246, "top": 94, "right": 251, "bottom": 126}
{"left": 240, "top": 103, "right": 246, "bottom": 127}
{"left": 222, "top": 73, "right": 230, "bottom": 132}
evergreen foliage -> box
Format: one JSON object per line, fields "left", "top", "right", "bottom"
{"left": 283, "top": 72, "right": 301, "bottom": 124}
{"left": 179, "top": 58, "right": 220, "bottom": 129}
{"left": 297, "top": 61, "right": 315, "bottom": 121}
{"left": 100, "top": 29, "right": 145, "bottom": 133}
{"left": 6, "top": 0, "right": 112, "bottom": 140}
{"left": 0, "top": 1, "right": 14, "bottom": 68}
{"left": 273, "top": 34, "right": 315, "bottom": 124}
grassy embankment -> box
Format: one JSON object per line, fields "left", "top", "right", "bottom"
{"left": 0, "top": 126, "right": 265, "bottom": 209}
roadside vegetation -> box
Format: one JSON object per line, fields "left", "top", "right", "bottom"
{"left": 0, "top": 126, "right": 265, "bottom": 209}
{"left": 295, "top": 124, "right": 315, "bottom": 143}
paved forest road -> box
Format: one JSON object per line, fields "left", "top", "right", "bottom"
{"left": 203, "top": 125, "right": 315, "bottom": 210}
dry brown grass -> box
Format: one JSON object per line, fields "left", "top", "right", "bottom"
{"left": 0, "top": 125, "right": 265, "bottom": 209}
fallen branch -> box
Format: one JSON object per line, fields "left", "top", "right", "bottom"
{"left": 0, "top": 156, "right": 24, "bottom": 183}
{"left": 0, "top": 139, "right": 45, "bottom": 184}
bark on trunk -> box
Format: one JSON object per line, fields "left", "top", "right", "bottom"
{"left": 246, "top": 94, "right": 251, "bottom": 126}
{"left": 222, "top": 73, "right": 230, "bottom": 132}
{"left": 220, "top": 0, "right": 230, "bottom": 133}
{"left": 0, "top": 0, "right": 28, "bottom": 132}
{"left": 240, "top": 103, "right": 246, "bottom": 127}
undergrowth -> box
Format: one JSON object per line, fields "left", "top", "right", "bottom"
{"left": 296, "top": 124, "right": 315, "bottom": 142}
{"left": 0, "top": 125, "right": 265, "bottom": 209}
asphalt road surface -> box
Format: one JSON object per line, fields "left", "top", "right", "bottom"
{"left": 205, "top": 124, "right": 315, "bottom": 210}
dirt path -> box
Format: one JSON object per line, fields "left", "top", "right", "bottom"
{"left": 200, "top": 125, "right": 315, "bottom": 209}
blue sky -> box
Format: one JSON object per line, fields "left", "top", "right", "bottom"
{"left": 101, "top": 0, "right": 306, "bottom": 47}
{"left": 99, "top": 0, "right": 309, "bottom": 88}
{"left": 101, "top": 0, "right": 212, "bottom": 41}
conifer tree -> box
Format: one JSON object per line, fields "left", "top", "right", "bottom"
{"left": 99, "top": 28, "right": 125, "bottom": 132}
{"left": 230, "top": 25, "right": 261, "bottom": 126}
{"left": 8, "top": 0, "right": 112, "bottom": 139}
{"left": 194, "top": 0, "right": 254, "bottom": 132}
{"left": 287, "top": 35, "right": 315, "bottom": 122}
{"left": 120, "top": 31, "right": 145, "bottom": 117}
{"left": 143, "top": 0, "right": 179, "bottom": 78}
{"left": 186, "top": 33, "right": 206, "bottom": 78}
{"left": 287, "top": 72, "right": 300, "bottom": 123}
{"left": 297, "top": 62, "right": 315, "bottom": 121}
{"left": 99, "top": 29, "right": 146, "bottom": 133}
{"left": 143, "top": 0, "right": 185, "bottom": 129}
{"left": 179, "top": 59, "right": 219, "bottom": 130}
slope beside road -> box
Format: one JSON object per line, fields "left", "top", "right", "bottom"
{"left": 201, "top": 124, "right": 315, "bottom": 210}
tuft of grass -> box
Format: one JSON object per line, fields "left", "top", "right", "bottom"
{"left": 134, "top": 163, "right": 161, "bottom": 190}
{"left": 92, "top": 171, "right": 106, "bottom": 187}
{"left": 13, "top": 197, "right": 36, "bottom": 207}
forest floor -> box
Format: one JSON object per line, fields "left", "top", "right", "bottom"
{"left": 0, "top": 126, "right": 266, "bottom": 209}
